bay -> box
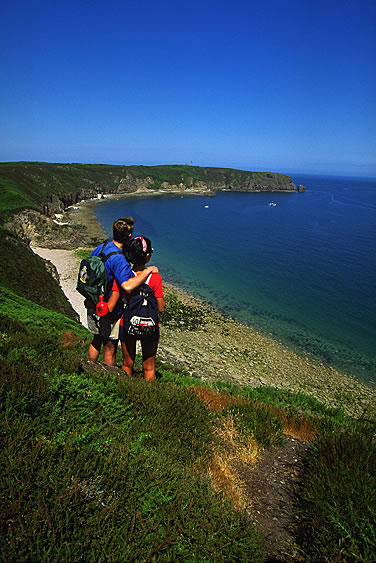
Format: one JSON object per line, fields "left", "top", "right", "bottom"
{"left": 92, "top": 174, "right": 376, "bottom": 384}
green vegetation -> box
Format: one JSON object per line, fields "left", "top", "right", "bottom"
{"left": 1, "top": 299, "right": 375, "bottom": 560}
{"left": 161, "top": 289, "right": 206, "bottom": 331}
{"left": 1, "top": 316, "right": 263, "bottom": 561}
{"left": 1, "top": 171, "right": 375, "bottom": 561}
{"left": 0, "top": 227, "right": 78, "bottom": 319}
{"left": 0, "top": 176, "right": 38, "bottom": 217}
{"left": 299, "top": 423, "right": 376, "bottom": 561}
{"left": 0, "top": 162, "right": 295, "bottom": 223}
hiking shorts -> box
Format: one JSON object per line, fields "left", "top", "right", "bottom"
{"left": 87, "top": 309, "right": 120, "bottom": 340}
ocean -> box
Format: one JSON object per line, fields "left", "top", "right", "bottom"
{"left": 92, "top": 174, "right": 376, "bottom": 384}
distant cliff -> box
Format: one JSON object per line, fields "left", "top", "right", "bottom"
{"left": 0, "top": 162, "right": 299, "bottom": 220}
{"left": 0, "top": 162, "right": 303, "bottom": 247}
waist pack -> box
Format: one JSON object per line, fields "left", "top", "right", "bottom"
{"left": 123, "top": 275, "right": 159, "bottom": 338}
{"left": 76, "top": 242, "right": 122, "bottom": 305}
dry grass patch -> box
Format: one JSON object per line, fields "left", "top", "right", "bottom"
{"left": 189, "top": 386, "right": 317, "bottom": 442}
{"left": 256, "top": 403, "right": 318, "bottom": 442}
{"left": 60, "top": 330, "right": 81, "bottom": 348}
{"left": 189, "top": 385, "right": 247, "bottom": 411}
{"left": 208, "top": 415, "right": 260, "bottom": 510}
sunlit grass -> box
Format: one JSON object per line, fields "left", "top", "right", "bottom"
{"left": 0, "top": 287, "right": 375, "bottom": 561}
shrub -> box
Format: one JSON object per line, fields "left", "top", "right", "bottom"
{"left": 116, "top": 376, "right": 213, "bottom": 465}
{"left": 224, "top": 403, "right": 284, "bottom": 450}
{"left": 299, "top": 421, "right": 376, "bottom": 561}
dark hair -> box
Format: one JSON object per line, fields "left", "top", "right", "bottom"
{"left": 125, "top": 236, "right": 152, "bottom": 266}
{"left": 112, "top": 217, "right": 135, "bottom": 243}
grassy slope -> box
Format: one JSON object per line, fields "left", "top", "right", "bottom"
{"left": 1, "top": 297, "right": 375, "bottom": 561}
{"left": 0, "top": 313, "right": 264, "bottom": 561}
{"left": 0, "top": 227, "right": 78, "bottom": 320}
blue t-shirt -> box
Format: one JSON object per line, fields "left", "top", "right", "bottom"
{"left": 91, "top": 240, "right": 134, "bottom": 291}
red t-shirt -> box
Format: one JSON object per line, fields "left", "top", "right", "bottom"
{"left": 122, "top": 271, "right": 164, "bottom": 301}
{"left": 113, "top": 273, "right": 163, "bottom": 296}
{"left": 147, "top": 272, "right": 164, "bottom": 298}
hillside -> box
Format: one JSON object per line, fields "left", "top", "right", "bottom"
{"left": 0, "top": 162, "right": 297, "bottom": 222}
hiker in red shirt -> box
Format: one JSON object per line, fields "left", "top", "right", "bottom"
{"left": 120, "top": 236, "right": 165, "bottom": 381}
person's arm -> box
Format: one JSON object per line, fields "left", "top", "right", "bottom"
{"left": 157, "top": 297, "right": 166, "bottom": 313}
{"left": 120, "top": 265, "right": 159, "bottom": 294}
{"left": 149, "top": 271, "right": 165, "bottom": 312}
{"left": 107, "top": 280, "right": 120, "bottom": 313}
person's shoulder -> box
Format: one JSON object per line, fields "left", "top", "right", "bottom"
{"left": 105, "top": 240, "right": 119, "bottom": 252}
{"left": 91, "top": 240, "right": 110, "bottom": 256}
{"left": 149, "top": 271, "right": 163, "bottom": 286}
{"left": 106, "top": 242, "right": 125, "bottom": 259}
{"left": 151, "top": 271, "right": 162, "bottom": 281}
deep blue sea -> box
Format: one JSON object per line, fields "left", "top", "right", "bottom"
{"left": 93, "top": 174, "right": 376, "bottom": 384}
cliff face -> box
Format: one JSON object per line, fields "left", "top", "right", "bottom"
{"left": 112, "top": 167, "right": 297, "bottom": 195}
{"left": 42, "top": 188, "right": 99, "bottom": 217}
{"left": 7, "top": 209, "right": 98, "bottom": 248}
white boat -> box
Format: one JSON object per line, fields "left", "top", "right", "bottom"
{"left": 268, "top": 202, "right": 277, "bottom": 207}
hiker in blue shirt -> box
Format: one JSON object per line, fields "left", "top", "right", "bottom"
{"left": 87, "top": 217, "right": 159, "bottom": 366}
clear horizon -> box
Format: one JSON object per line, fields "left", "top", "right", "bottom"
{"left": 1, "top": 0, "right": 375, "bottom": 177}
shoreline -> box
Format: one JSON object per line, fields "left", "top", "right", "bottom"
{"left": 35, "top": 191, "right": 376, "bottom": 418}
{"left": 65, "top": 188, "right": 217, "bottom": 239}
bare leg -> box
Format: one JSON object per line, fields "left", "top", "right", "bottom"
{"left": 103, "top": 339, "right": 118, "bottom": 366}
{"left": 88, "top": 335, "right": 102, "bottom": 363}
{"left": 141, "top": 340, "right": 159, "bottom": 381}
{"left": 121, "top": 338, "right": 137, "bottom": 376}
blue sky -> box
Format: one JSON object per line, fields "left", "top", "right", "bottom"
{"left": 1, "top": 0, "right": 375, "bottom": 176}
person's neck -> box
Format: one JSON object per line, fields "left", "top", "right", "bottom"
{"left": 112, "top": 240, "right": 123, "bottom": 250}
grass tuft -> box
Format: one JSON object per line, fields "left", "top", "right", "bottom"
{"left": 298, "top": 421, "right": 376, "bottom": 561}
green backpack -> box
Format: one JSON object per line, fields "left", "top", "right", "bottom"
{"left": 76, "top": 242, "right": 122, "bottom": 304}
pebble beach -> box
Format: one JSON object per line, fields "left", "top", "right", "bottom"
{"left": 32, "top": 194, "right": 376, "bottom": 419}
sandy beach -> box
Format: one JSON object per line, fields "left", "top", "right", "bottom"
{"left": 31, "top": 195, "right": 376, "bottom": 418}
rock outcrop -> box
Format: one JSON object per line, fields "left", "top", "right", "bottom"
{"left": 42, "top": 188, "right": 99, "bottom": 217}
{"left": 117, "top": 174, "right": 155, "bottom": 193}
{"left": 6, "top": 209, "right": 97, "bottom": 249}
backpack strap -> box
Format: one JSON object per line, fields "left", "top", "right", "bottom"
{"left": 98, "top": 241, "right": 108, "bottom": 259}
{"left": 98, "top": 241, "right": 122, "bottom": 262}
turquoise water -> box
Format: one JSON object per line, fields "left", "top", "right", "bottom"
{"left": 93, "top": 174, "right": 376, "bottom": 383}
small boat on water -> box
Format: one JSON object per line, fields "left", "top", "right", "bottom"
{"left": 204, "top": 205, "right": 209, "bottom": 208}
{"left": 268, "top": 202, "right": 277, "bottom": 207}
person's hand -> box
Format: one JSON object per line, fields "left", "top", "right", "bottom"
{"left": 148, "top": 265, "right": 159, "bottom": 274}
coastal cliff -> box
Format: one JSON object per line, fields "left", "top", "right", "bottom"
{"left": 0, "top": 162, "right": 298, "bottom": 220}
{"left": 0, "top": 162, "right": 300, "bottom": 247}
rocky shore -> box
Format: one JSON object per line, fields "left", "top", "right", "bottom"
{"left": 32, "top": 193, "right": 376, "bottom": 419}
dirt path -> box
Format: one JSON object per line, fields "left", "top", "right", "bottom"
{"left": 243, "top": 435, "right": 309, "bottom": 561}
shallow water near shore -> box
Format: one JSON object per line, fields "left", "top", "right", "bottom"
{"left": 92, "top": 174, "right": 376, "bottom": 384}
